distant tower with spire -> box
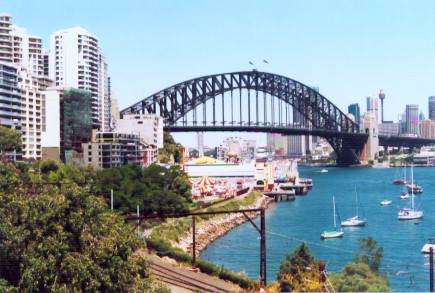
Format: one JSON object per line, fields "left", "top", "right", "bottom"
{"left": 379, "top": 90, "right": 386, "bottom": 123}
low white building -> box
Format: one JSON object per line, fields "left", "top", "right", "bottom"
{"left": 115, "top": 114, "right": 163, "bottom": 148}
{"left": 413, "top": 152, "right": 435, "bottom": 166}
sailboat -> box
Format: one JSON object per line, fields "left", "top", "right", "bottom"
{"left": 341, "top": 188, "right": 367, "bottom": 226}
{"left": 321, "top": 196, "right": 344, "bottom": 239}
{"left": 400, "top": 184, "right": 409, "bottom": 200}
{"left": 393, "top": 164, "right": 406, "bottom": 185}
{"left": 398, "top": 165, "right": 423, "bottom": 220}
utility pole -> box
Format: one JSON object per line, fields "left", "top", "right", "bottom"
{"left": 110, "top": 189, "right": 113, "bottom": 211}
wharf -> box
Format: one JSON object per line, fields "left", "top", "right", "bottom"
{"left": 264, "top": 190, "right": 296, "bottom": 202}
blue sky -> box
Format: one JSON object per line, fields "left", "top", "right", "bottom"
{"left": 4, "top": 0, "right": 435, "bottom": 147}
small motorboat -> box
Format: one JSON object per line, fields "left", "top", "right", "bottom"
{"left": 320, "top": 169, "right": 328, "bottom": 173}
{"left": 380, "top": 200, "right": 392, "bottom": 206}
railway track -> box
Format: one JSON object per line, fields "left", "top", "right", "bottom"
{"left": 150, "top": 262, "right": 231, "bottom": 293}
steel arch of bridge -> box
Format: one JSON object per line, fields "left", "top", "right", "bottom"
{"left": 121, "top": 71, "right": 368, "bottom": 166}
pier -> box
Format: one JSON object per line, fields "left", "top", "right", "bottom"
{"left": 264, "top": 190, "right": 296, "bottom": 202}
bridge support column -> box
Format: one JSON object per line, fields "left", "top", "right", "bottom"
{"left": 327, "top": 135, "right": 368, "bottom": 167}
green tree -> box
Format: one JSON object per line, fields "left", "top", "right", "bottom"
{"left": 158, "top": 132, "right": 181, "bottom": 163}
{"left": 330, "top": 262, "right": 389, "bottom": 292}
{"left": 330, "top": 237, "right": 389, "bottom": 292}
{"left": 353, "top": 236, "right": 384, "bottom": 272}
{"left": 277, "top": 242, "right": 322, "bottom": 292}
{"left": 204, "top": 149, "right": 216, "bottom": 157}
{"left": 0, "top": 176, "right": 168, "bottom": 292}
{"left": 93, "top": 163, "right": 191, "bottom": 216}
{"left": 190, "top": 149, "right": 199, "bottom": 157}
{"left": 0, "top": 126, "right": 22, "bottom": 162}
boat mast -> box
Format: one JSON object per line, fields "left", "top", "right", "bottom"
{"left": 404, "top": 163, "right": 407, "bottom": 183}
{"left": 333, "top": 196, "right": 337, "bottom": 230}
{"left": 355, "top": 187, "right": 358, "bottom": 217}
{"left": 412, "top": 165, "right": 415, "bottom": 210}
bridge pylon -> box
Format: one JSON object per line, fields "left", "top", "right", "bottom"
{"left": 327, "top": 135, "right": 367, "bottom": 167}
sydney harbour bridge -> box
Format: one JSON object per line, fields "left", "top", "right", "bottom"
{"left": 120, "top": 71, "right": 435, "bottom": 166}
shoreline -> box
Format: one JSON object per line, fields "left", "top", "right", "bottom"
{"left": 173, "top": 194, "right": 273, "bottom": 256}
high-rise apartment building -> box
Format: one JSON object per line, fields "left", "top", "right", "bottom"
{"left": 366, "top": 95, "right": 379, "bottom": 123}
{"left": 19, "top": 69, "right": 43, "bottom": 160}
{"left": 429, "top": 96, "right": 435, "bottom": 120}
{"left": 0, "top": 14, "right": 52, "bottom": 161}
{"left": 348, "top": 103, "right": 360, "bottom": 125}
{"left": 0, "top": 14, "right": 51, "bottom": 85}
{"left": 49, "top": 27, "right": 109, "bottom": 131}
{"left": 0, "top": 62, "right": 21, "bottom": 127}
{"left": 405, "top": 104, "right": 419, "bottom": 136}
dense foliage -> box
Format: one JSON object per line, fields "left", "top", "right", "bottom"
{"left": 0, "top": 126, "right": 22, "bottom": 162}
{"left": 158, "top": 132, "right": 182, "bottom": 163}
{"left": 330, "top": 237, "right": 390, "bottom": 292}
{"left": 275, "top": 242, "right": 323, "bottom": 292}
{"left": 93, "top": 163, "right": 192, "bottom": 215}
{"left": 0, "top": 162, "right": 169, "bottom": 292}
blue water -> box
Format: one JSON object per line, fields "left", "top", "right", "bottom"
{"left": 201, "top": 166, "right": 435, "bottom": 292}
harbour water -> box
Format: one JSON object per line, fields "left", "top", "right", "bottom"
{"left": 201, "top": 166, "right": 435, "bottom": 292}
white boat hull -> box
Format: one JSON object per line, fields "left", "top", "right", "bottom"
{"left": 321, "top": 230, "right": 344, "bottom": 239}
{"left": 398, "top": 209, "right": 423, "bottom": 220}
{"left": 341, "top": 219, "right": 367, "bottom": 227}
{"left": 380, "top": 200, "right": 392, "bottom": 206}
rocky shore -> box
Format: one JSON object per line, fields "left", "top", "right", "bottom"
{"left": 173, "top": 194, "right": 273, "bottom": 255}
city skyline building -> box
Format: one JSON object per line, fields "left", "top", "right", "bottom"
{"left": 49, "top": 27, "right": 109, "bottom": 131}
{"left": 348, "top": 103, "right": 360, "bottom": 125}
{"left": 405, "top": 104, "right": 419, "bottom": 136}
{"left": 429, "top": 96, "right": 435, "bottom": 120}
{"left": 378, "top": 122, "right": 399, "bottom": 136}
{"left": 379, "top": 89, "right": 385, "bottom": 123}
{"left": 421, "top": 119, "right": 435, "bottom": 139}
{"left": 366, "top": 95, "right": 379, "bottom": 123}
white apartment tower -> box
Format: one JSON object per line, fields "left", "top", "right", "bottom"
{"left": 0, "top": 14, "right": 50, "bottom": 83}
{"left": 49, "top": 27, "right": 109, "bottom": 131}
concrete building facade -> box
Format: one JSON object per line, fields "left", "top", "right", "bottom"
{"left": 41, "top": 87, "right": 93, "bottom": 163}
{"left": 115, "top": 114, "right": 163, "bottom": 148}
{"left": 82, "top": 132, "right": 144, "bottom": 170}
{"left": 361, "top": 112, "right": 379, "bottom": 161}
{"left": 421, "top": 119, "right": 435, "bottom": 139}
{"left": 429, "top": 96, "right": 435, "bottom": 120}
